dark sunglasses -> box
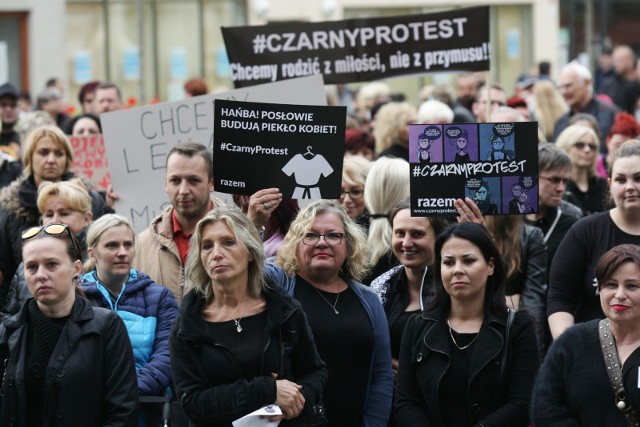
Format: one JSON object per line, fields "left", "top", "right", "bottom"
{"left": 573, "top": 141, "right": 597, "bottom": 151}
{"left": 22, "top": 224, "right": 81, "bottom": 260}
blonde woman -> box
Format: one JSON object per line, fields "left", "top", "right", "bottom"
{"left": 340, "top": 155, "right": 371, "bottom": 230}
{"left": 374, "top": 102, "right": 417, "bottom": 160}
{"left": 556, "top": 125, "right": 610, "bottom": 214}
{"left": 532, "top": 80, "right": 568, "bottom": 142}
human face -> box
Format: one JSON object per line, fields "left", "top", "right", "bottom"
{"left": 0, "top": 95, "right": 19, "bottom": 125}
{"left": 296, "top": 212, "right": 347, "bottom": 281}
{"left": 456, "top": 137, "right": 468, "bottom": 150}
{"left": 440, "top": 237, "right": 494, "bottom": 302}
{"left": 419, "top": 137, "right": 430, "bottom": 149}
{"left": 23, "top": 237, "right": 81, "bottom": 312}
{"left": 607, "top": 134, "right": 630, "bottom": 160}
{"left": 32, "top": 137, "right": 67, "bottom": 185}
{"left": 599, "top": 261, "right": 640, "bottom": 325}
{"left": 472, "top": 88, "right": 506, "bottom": 122}
{"left": 558, "top": 69, "right": 591, "bottom": 110}
{"left": 199, "top": 221, "right": 252, "bottom": 284}
{"left": 94, "top": 88, "right": 123, "bottom": 114}
{"left": 392, "top": 209, "right": 436, "bottom": 271}
{"left": 609, "top": 155, "right": 640, "bottom": 211}
{"left": 539, "top": 166, "right": 571, "bottom": 208}
{"left": 42, "top": 196, "right": 92, "bottom": 234}
{"left": 72, "top": 117, "right": 100, "bottom": 137}
{"left": 87, "top": 225, "right": 135, "bottom": 284}
{"left": 82, "top": 93, "right": 95, "bottom": 114}
{"left": 518, "top": 192, "right": 528, "bottom": 203}
{"left": 165, "top": 153, "right": 214, "bottom": 222}
{"left": 339, "top": 181, "right": 366, "bottom": 219}
{"left": 568, "top": 137, "right": 597, "bottom": 169}
{"left": 512, "top": 185, "right": 522, "bottom": 198}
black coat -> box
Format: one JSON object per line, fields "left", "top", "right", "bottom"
{"left": 0, "top": 297, "right": 139, "bottom": 426}
{"left": 170, "top": 286, "right": 327, "bottom": 427}
{"left": 394, "top": 307, "right": 540, "bottom": 427}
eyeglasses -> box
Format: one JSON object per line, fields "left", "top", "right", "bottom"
{"left": 0, "top": 102, "right": 17, "bottom": 109}
{"left": 22, "top": 224, "right": 81, "bottom": 260}
{"left": 302, "top": 232, "right": 346, "bottom": 246}
{"left": 540, "top": 175, "right": 571, "bottom": 186}
{"left": 573, "top": 141, "right": 597, "bottom": 151}
{"left": 339, "top": 188, "right": 364, "bottom": 200}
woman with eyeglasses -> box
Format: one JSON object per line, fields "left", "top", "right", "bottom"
{"left": 339, "top": 155, "right": 371, "bottom": 232}
{"left": 0, "top": 223, "right": 138, "bottom": 426}
{"left": 265, "top": 199, "right": 394, "bottom": 427}
{"left": 556, "top": 125, "right": 610, "bottom": 215}
{"left": 0, "top": 179, "right": 93, "bottom": 321}
{"left": 81, "top": 214, "right": 178, "bottom": 425}
{"left": 549, "top": 140, "right": 640, "bottom": 339}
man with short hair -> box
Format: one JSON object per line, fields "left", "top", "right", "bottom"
{"left": 134, "top": 142, "right": 222, "bottom": 302}
{"left": 94, "top": 82, "right": 124, "bottom": 114}
{"left": 0, "top": 83, "right": 21, "bottom": 158}
{"left": 472, "top": 82, "right": 507, "bottom": 122}
{"left": 600, "top": 45, "right": 640, "bottom": 114}
{"left": 525, "top": 143, "right": 583, "bottom": 267}
{"left": 552, "top": 61, "right": 619, "bottom": 146}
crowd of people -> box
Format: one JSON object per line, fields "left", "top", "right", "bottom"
{"left": 1, "top": 46, "right": 640, "bottom": 427}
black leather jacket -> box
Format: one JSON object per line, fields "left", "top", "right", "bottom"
{"left": 0, "top": 297, "right": 139, "bottom": 427}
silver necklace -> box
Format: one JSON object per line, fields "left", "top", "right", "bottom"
{"left": 447, "top": 320, "right": 479, "bottom": 350}
{"left": 233, "top": 318, "right": 243, "bottom": 333}
{"left": 312, "top": 283, "right": 341, "bottom": 315}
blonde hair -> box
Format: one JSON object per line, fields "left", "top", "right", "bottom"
{"left": 342, "top": 155, "right": 371, "bottom": 188}
{"left": 185, "top": 207, "right": 266, "bottom": 300}
{"left": 276, "top": 200, "right": 369, "bottom": 282}
{"left": 373, "top": 102, "right": 416, "bottom": 153}
{"left": 364, "top": 157, "right": 410, "bottom": 266}
{"left": 22, "top": 125, "right": 73, "bottom": 177}
{"left": 356, "top": 81, "right": 391, "bottom": 113}
{"left": 555, "top": 125, "right": 600, "bottom": 175}
{"left": 532, "top": 80, "right": 569, "bottom": 141}
{"left": 84, "top": 214, "right": 136, "bottom": 272}
{"left": 37, "top": 179, "right": 92, "bottom": 216}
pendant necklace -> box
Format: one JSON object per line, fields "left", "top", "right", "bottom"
{"left": 312, "top": 280, "right": 342, "bottom": 315}
{"left": 233, "top": 318, "right": 243, "bottom": 333}
{"left": 447, "top": 319, "right": 479, "bottom": 350}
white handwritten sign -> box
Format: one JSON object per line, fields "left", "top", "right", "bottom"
{"left": 101, "top": 74, "right": 327, "bottom": 232}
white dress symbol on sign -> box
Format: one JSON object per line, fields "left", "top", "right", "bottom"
{"left": 281, "top": 146, "right": 334, "bottom": 199}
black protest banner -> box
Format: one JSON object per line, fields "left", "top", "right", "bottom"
{"left": 409, "top": 122, "right": 539, "bottom": 216}
{"left": 213, "top": 100, "right": 346, "bottom": 199}
{"left": 222, "top": 6, "right": 489, "bottom": 87}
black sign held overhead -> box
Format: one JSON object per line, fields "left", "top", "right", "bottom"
{"left": 409, "top": 122, "right": 539, "bottom": 217}
{"left": 222, "top": 6, "right": 490, "bottom": 87}
{"left": 213, "top": 99, "right": 346, "bottom": 198}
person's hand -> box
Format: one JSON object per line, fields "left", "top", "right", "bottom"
{"left": 392, "top": 358, "right": 399, "bottom": 377}
{"left": 271, "top": 373, "right": 305, "bottom": 421}
{"left": 247, "top": 188, "right": 283, "bottom": 229}
{"left": 106, "top": 185, "right": 120, "bottom": 208}
{"left": 454, "top": 197, "right": 484, "bottom": 224}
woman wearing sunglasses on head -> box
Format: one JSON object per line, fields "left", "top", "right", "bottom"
{"left": 0, "top": 179, "right": 93, "bottom": 321}
{"left": 0, "top": 223, "right": 138, "bottom": 426}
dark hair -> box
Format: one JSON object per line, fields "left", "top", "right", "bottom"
{"left": 595, "top": 244, "right": 640, "bottom": 289}
{"left": 431, "top": 222, "right": 507, "bottom": 316}
{"left": 567, "top": 112, "right": 601, "bottom": 139}
{"left": 538, "top": 142, "right": 572, "bottom": 172}
{"left": 184, "top": 78, "right": 208, "bottom": 97}
{"left": 610, "top": 140, "right": 640, "bottom": 176}
{"left": 95, "top": 82, "right": 122, "bottom": 101}
{"left": 344, "top": 129, "right": 375, "bottom": 154}
{"left": 78, "top": 81, "right": 101, "bottom": 104}
{"left": 389, "top": 199, "right": 452, "bottom": 239}
{"left": 64, "top": 113, "right": 102, "bottom": 135}
{"left": 538, "top": 61, "right": 551, "bottom": 75}
{"left": 166, "top": 142, "right": 213, "bottom": 181}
